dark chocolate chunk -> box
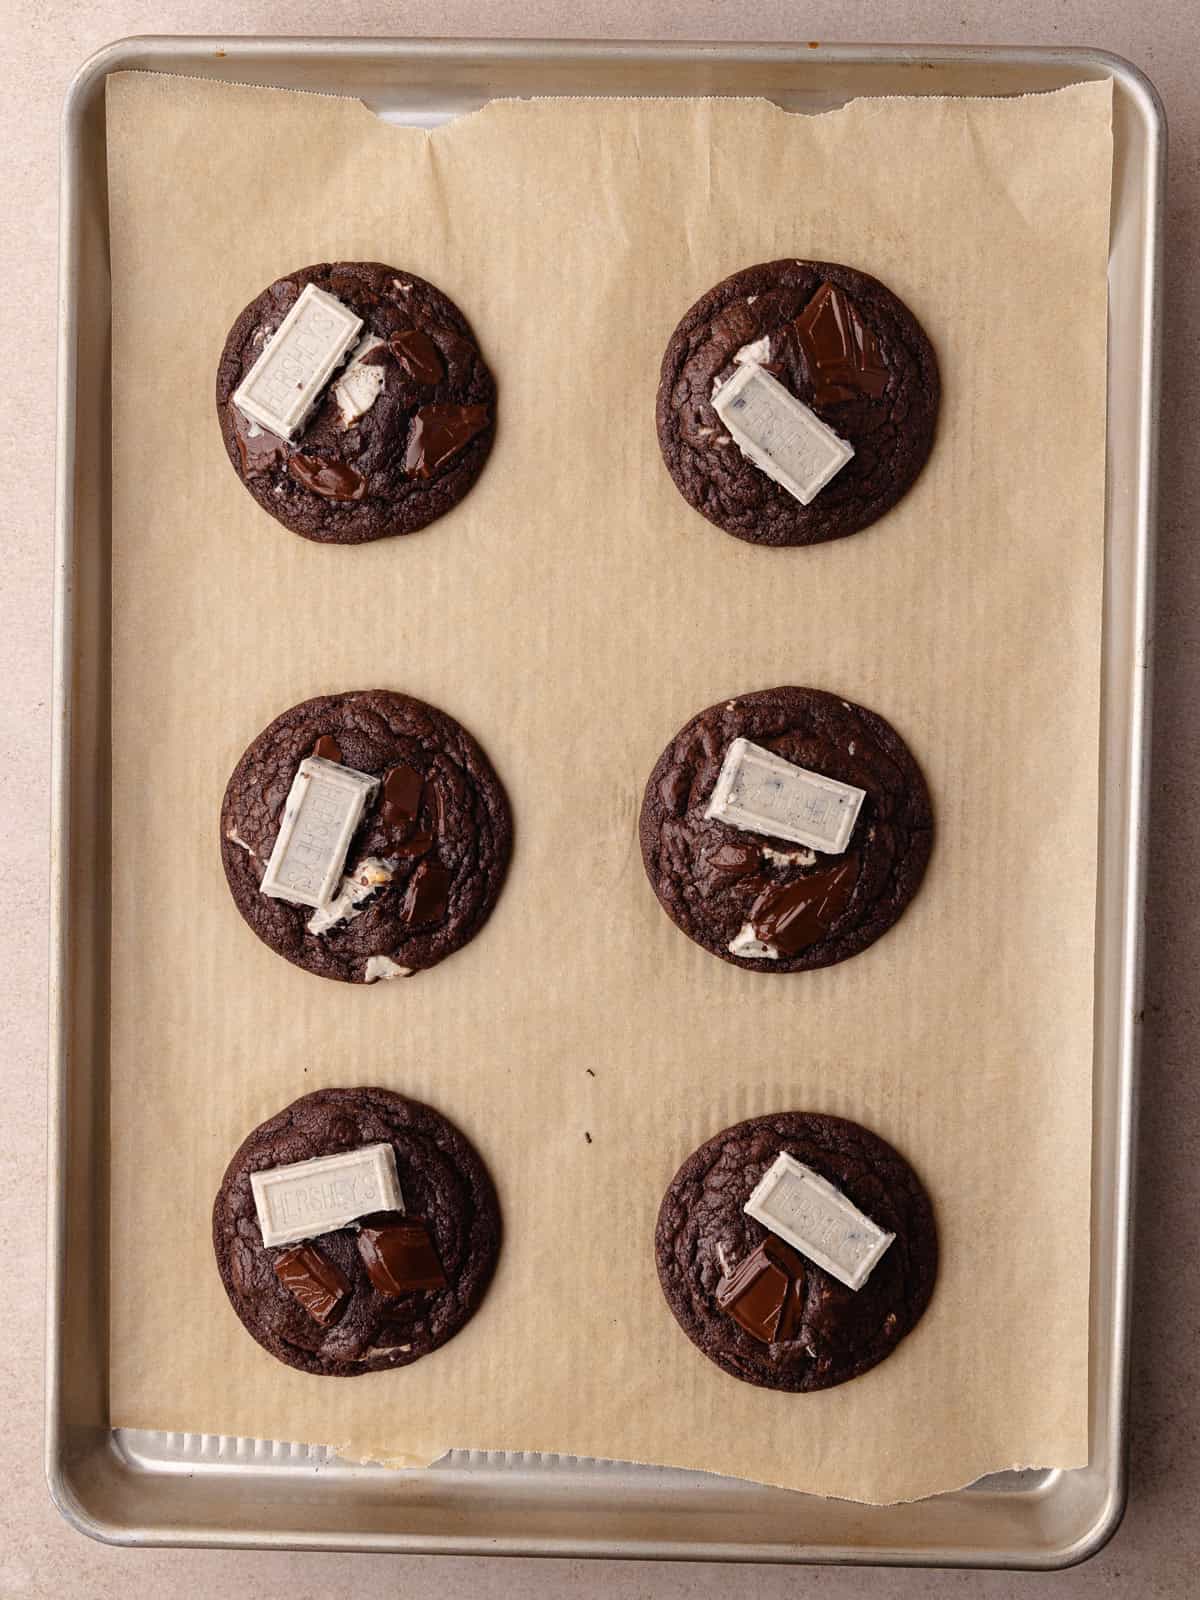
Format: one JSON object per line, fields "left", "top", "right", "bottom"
{"left": 792, "top": 281, "right": 889, "bottom": 405}
{"left": 288, "top": 454, "right": 367, "bottom": 501}
{"left": 402, "top": 859, "right": 451, "bottom": 926}
{"left": 389, "top": 328, "right": 445, "bottom": 384}
{"left": 273, "top": 1242, "right": 351, "bottom": 1326}
{"left": 695, "top": 838, "right": 761, "bottom": 897}
{"left": 392, "top": 830, "right": 434, "bottom": 859}
{"left": 312, "top": 734, "right": 342, "bottom": 763}
{"left": 357, "top": 1215, "right": 448, "bottom": 1296}
{"left": 405, "top": 404, "right": 491, "bottom": 479}
{"left": 715, "top": 1236, "right": 806, "bottom": 1343}
{"left": 382, "top": 764, "right": 424, "bottom": 827}
{"left": 747, "top": 856, "right": 860, "bottom": 956}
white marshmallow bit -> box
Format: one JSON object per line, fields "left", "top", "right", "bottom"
{"left": 333, "top": 335, "right": 387, "bottom": 427}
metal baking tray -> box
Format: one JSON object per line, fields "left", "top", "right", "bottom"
{"left": 48, "top": 36, "right": 1163, "bottom": 1566}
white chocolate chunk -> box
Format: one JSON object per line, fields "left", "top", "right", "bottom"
{"left": 705, "top": 738, "right": 865, "bottom": 855}
{"left": 744, "top": 1152, "right": 895, "bottom": 1291}
{"left": 333, "top": 334, "right": 387, "bottom": 427}
{"left": 233, "top": 283, "right": 363, "bottom": 440}
{"left": 712, "top": 361, "right": 853, "bottom": 505}
{"left": 306, "top": 855, "right": 395, "bottom": 935}
{"left": 364, "top": 955, "right": 412, "bottom": 983}
{"left": 260, "top": 757, "right": 380, "bottom": 910}
{"left": 251, "top": 1144, "right": 403, "bottom": 1248}
{"left": 728, "top": 924, "right": 779, "bottom": 961}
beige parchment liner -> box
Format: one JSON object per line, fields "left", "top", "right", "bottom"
{"left": 105, "top": 73, "right": 1111, "bottom": 1504}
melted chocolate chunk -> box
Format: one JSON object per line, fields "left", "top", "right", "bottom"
{"left": 356, "top": 1215, "right": 448, "bottom": 1296}
{"left": 748, "top": 856, "right": 860, "bottom": 956}
{"left": 389, "top": 328, "right": 445, "bottom": 384}
{"left": 273, "top": 1243, "right": 351, "bottom": 1326}
{"left": 288, "top": 454, "right": 367, "bottom": 501}
{"left": 382, "top": 764, "right": 424, "bottom": 828}
{"left": 392, "top": 830, "right": 434, "bottom": 860}
{"left": 311, "top": 735, "right": 342, "bottom": 763}
{"left": 716, "top": 1236, "right": 807, "bottom": 1344}
{"left": 793, "top": 283, "right": 889, "bottom": 405}
{"left": 405, "top": 404, "right": 490, "bottom": 479}
{"left": 696, "top": 839, "right": 760, "bottom": 897}
{"left": 402, "top": 859, "right": 451, "bottom": 926}
{"left": 233, "top": 414, "right": 286, "bottom": 476}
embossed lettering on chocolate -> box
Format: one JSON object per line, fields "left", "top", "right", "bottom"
{"left": 217, "top": 261, "right": 496, "bottom": 544}
{"left": 639, "top": 686, "right": 933, "bottom": 972}
{"left": 656, "top": 258, "right": 939, "bottom": 546}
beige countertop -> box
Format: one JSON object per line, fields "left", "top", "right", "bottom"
{"left": 2, "top": 3, "right": 1196, "bottom": 1594}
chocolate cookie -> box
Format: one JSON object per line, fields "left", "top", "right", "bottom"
{"left": 216, "top": 262, "right": 495, "bottom": 544}
{"left": 213, "top": 1087, "right": 501, "bottom": 1376}
{"left": 656, "top": 1112, "right": 937, "bottom": 1392}
{"left": 221, "top": 690, "right": 511, "bottom": 982}
{"left": 656, "top": 259, "right": 939, "bottom": 546}
{"left": 639, "top": 687, "right": 933, "bottom": 972}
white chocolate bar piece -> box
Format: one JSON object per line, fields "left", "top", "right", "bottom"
{"left": 744, "top": 1152, "right": 895, "bottom": 1292}
{"left": 260, "top": 757, "right": 380, "bottom": 910}
{"left": 705, "top": 738, "right": 865, "bottom": 855}
{"left": 233, "top": 283, "right": 363, "bottom": 440}
{"left": 711, "top": 361, "right": 853, "bottom": 505}
{"left": 251, "top": 1143, "right": 403, "bottom": 1248}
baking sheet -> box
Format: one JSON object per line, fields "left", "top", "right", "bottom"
{"left": 104, "top": 73, "right": 1111, "bottom": 1505}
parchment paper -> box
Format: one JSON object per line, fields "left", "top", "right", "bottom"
{"left": 104, "top": 73, "right": 1111, "bottom": 1504}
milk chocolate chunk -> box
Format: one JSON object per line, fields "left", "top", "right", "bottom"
{"left": 311, "top": 735, "right": 342, "bottom": 763}
{"left": 748, "top": 856, "right": 860, "bottom": 956}
{"left": 793, "top": 282, "right": 889, "bottom": 405}
{"left": 403, "top": 859, "right": 451, "bottom": 926}
{"left": 357, "top": 1215, "right": 448, "bottom": 1296}
{"left": 716, "top": 1236, "right": 806, "bottom": 1344}
{"left": 289, "top": 454, "right": 367, "bottom": 501}
{"left": 234, "top": 414, "right": 287, "bottom": 476}
{"left": 405, "top": 404, "right": 490, "bottom": 478}
{"left": 273, "top": 1243, "right": 352, "bottom": 1326}
{"left": 382, "top": 764, "right": 424, "bottom": 827}
{"left": 389, "top": 328, "right": 445, "bottom": 384}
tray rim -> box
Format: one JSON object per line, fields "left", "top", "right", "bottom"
{"left": 47, "top": 33, "right": 1165, "bottom": 1567}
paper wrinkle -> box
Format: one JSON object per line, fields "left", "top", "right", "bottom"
{"left": 104, "top": 72, "right": 1111, "bottom": 1506}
